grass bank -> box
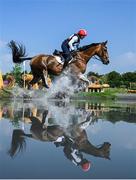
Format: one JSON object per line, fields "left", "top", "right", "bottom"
{"left": 1, "top": 87, "right": 135, "bottom": 101}
{"left": 73, "top": 88, "right": 128, "bottom": 100}
{"left": 0, "top": 88, "right": 13, "bottom": 99}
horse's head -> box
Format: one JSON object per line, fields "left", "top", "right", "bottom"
{"left": 95, "top": 41, "right": 109, "bottom": 65}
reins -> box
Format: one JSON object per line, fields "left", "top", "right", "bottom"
{"left": 92, "top": 55, "right": 102, "bottom": 62}
{"left": 75, "top": 51, "right": 102, "bottom": 63}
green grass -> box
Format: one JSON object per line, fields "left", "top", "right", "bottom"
{"left": 0, "top": 88, "right": 13, "bottom": 98}
{"left": 0, "top": 87, "right": 128, "bottom": 100}
{"left": 75, "top": 88, "right": 127, "bottom": 100}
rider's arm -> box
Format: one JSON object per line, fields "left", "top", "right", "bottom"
{"left": 75, "top": 43, "right": 79, "bottom": 50}
{"left": 68, "top": 36, "right": 79, "bottom": 51}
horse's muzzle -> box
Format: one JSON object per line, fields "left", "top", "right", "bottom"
{"left": 103, "top": 59, "right": 109, "bottom": 65}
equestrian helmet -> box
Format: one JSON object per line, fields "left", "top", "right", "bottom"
{"left": 81, "top": 160, "right": 91, "bottom": 172}
{"left": 78, "top": 29, "right": 87, "bottom": 36}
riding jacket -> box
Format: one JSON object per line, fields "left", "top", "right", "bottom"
{"left": 67, "top": 34, "right": 80, "bottom": 51}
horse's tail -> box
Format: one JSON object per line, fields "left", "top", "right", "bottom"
{"left": 8, "top": 129, "right": 26, "bottom": 158}
{"left": 8, "top": 40, "right": 33, "bottom": 63}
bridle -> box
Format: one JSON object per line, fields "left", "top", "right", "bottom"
{"left": 74, "top": 43, "right": 108, "bottom": 64}
{"left": 92, "top": 55, "right": 103, "bottom": 62}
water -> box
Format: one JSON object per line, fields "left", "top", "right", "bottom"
{"left": 0, "top": 99, "right": 136, "bottom": 179}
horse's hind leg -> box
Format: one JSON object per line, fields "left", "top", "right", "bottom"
{"left": 28, "top": 75, "right": 41, "bottom": 89}
{"left": 41, "top": 69, "right": 49, "bottom": 89}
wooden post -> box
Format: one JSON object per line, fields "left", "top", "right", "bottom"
{"left": 23, "top": 61, "right": 26, "bottom": 89}
{"left": 0, "top": 71, "right": 4, "bottom": 89}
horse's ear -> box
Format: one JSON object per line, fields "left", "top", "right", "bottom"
{"left": 104, "top": 40, "right": 108, "bottom": 45}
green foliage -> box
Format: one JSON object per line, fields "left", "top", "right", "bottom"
{"left": 12, "top": 64, "right": 22, "bottom": 85}
{"left": 107, "top": 71, "right": 122, "bottom": 88}
{"left": 130, "top": 83, "right": 136, "bottom": 90}
{"left": 2, "top": 73, "right": 12, "bottom": 80}
{"left": 76, "top": 88, "right": 127, "bottom": 100}
{"left": 87, "top": 71, "right": 136, "bottom": 88}
{"left": 122, "top": 72, "right": 136, "bottom": 88}
{"left": 87, "top": 71, "right": 100, "bottom": 78}
{"left": 10, "top": 116, "right": 20, "bottom": 128}
{"left": 99, "top": 74, "right": 108, "bottom": 84}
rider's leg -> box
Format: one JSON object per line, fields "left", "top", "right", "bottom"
{"left": 61, "top": 41, "right": 72, "bottom": 63}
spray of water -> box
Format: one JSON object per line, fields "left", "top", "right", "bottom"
{"left": 9, "top": 98, "right": 92, "bottom": 130}
{"left": 46, "top": 72, "right": 80, "bottom": 99}
{"left": 11, "top": 71, "right": 83, "bottom": 100}
{"left": 12, "top": 85, "right": 37, "bottom": 98}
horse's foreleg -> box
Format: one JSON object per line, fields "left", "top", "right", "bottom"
{"left": 42, "top": 110, "right": 49, "bottom": 125}
{"left": 79, "top": 113, "right": 92, "bottom": 130}
{"left": 78, "top": 73, "right": 90, "bottom": 84}
{"left": 41, "top": 69, "right": 49, "bottom": 89}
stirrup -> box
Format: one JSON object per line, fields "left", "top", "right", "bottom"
{"left": 68, "top": 57, "right": 74, "bottom": 64}
{"left": 63, "top": 61, "right": 68, "bottom": 68}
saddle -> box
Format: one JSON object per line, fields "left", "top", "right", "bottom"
{"left": 53, "top": 49, "right": 65, "bottom": 62}
{"left": 53, "top": 49, "right": 77, "bottom": 62}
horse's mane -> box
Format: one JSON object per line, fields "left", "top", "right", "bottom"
{"left": 78, "top": 43, "right": 100, "bottom": 51}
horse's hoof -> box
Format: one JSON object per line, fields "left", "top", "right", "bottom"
{"left": 45, "top": 86, "right": 49, "bottom": 89}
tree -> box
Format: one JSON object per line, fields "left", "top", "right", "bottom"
{"left": 107, "top": 71, "right": 122, "bottom": 88}
{"left": 12, "top": 64, "right": 22, "bottom": 85}
{"left": 99, "top": 74, "right": 108, "bottom": 84}
{"left": 87, "top": 71, "right": 100, "bottom": 78}
{"left": 122, "top": 72, "right": 136, "bottom": 88}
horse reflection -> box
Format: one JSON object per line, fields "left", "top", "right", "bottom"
{"left": 8, "top": 109, "right": 111, "bottom": 171}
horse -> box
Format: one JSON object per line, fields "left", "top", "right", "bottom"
{"left": 8, "top": 40, "right": 109, "bottom": 89}
{"left": 8, "top": 109, "right": 111, "bottom": 161}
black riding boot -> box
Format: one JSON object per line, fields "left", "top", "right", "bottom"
{"left": 63, "top": 55, "right": 72, "bottom": 68}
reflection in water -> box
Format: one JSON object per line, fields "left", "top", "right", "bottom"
{"left": 8, "top": 107, "right": 111, "bottom": 172}
{"left": 1, "top": 100, "right": 136, "bottom": 125}
{"left": 0, "top": 99, "right": 136, "bottom": 176}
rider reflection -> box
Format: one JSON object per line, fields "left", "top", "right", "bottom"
{"left": 54, "top": 136, "right": 91, "bottom": 172}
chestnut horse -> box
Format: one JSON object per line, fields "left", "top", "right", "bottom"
{"left": 8, "top": 40, "right": 109, "bottom": 88}
{"left": 8, "top": 110, "right": 111, "bottom": 160}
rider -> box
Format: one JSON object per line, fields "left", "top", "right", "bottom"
{"left": 61, "top": 29, "right": 87, "bottom": 65}
{"left": 54, "top": 136, "right": 91, "bottom": 172}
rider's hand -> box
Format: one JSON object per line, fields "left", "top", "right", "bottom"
{"left": 71, "top": 50, "right": 77, "bottom": 56}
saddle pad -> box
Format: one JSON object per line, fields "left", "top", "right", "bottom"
{"left": 54, "top": 55, "right": 64, "bottom": 65}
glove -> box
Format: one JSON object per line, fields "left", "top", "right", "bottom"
{"left": 71, "top": 50, "right": 77, "bottom": 56}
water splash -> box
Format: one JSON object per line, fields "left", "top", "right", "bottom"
{"left": 46, "top": 72, "right": 80, "bottom": 99}
{"left": 11, "top": 71, "right": 82, "bottom": 99}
